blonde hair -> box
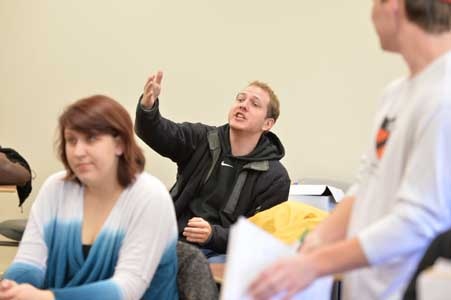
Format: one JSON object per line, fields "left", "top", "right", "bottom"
{"left": 248, "top": 81, "right": 280, "bottom": 121}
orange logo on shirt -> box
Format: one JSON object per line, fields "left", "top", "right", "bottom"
{"left": 376, "top": 117, "right": 396, "bottom": 159}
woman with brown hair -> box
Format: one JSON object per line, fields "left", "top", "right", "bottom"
{"left": 0, "top": 95, "right": 178, "bottom": 300}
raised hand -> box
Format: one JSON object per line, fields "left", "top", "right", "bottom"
{"left": 141, "top": 71, "right": 163, "bottom": 109}
{"left": 183, "top": 217, "right": 212, "bottom": 244}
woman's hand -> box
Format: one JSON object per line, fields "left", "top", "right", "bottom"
{"left": 0, "top": 280, "right": 54, "bottom": 300}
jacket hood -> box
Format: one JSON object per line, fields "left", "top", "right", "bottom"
{"left": 218, "top": 125, "right": 286, "bottom": 162}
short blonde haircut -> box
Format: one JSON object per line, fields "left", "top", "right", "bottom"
{"left": 248, "top": 81, "right": 280, "bottom": 122}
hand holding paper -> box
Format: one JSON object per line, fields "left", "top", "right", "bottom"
{"left": 248, "top": 254, "right": 319, "bottom": 300}
{"left": 220, "top": 218, "right": 332, "bottom": 300}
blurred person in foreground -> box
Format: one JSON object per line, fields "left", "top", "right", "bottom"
{"left": 249, "top": 0, "right": 451, "bottom": 299}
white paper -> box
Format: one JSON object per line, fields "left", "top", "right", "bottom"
{"left": 221, "top": 217, "right": 333, "bottom": 300}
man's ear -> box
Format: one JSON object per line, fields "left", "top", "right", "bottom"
{"left": 262, "top": 118, "right": 275, "bottom": 132}
{"left": 391, "top": 0, "right": 405, "bottom": 32}
{"left": 389, "top": 0, "right": 401, "bottom": 18}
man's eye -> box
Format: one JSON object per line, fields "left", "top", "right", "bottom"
{"left": 236, "top": 94, "right": 246, "bottom": 102}
{"left": 87, "top": 134, "right": 97, "bottom": 142}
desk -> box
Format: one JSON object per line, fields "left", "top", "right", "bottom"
{"left": 209, "top": 263, "right": 225, "bottom": 284}
{"left": 0, "top": 186, "right": 15, "bottom": 193}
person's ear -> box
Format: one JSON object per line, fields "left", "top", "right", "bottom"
{"left": 392, "top": 0, "right": 404, "bottom": 30}
{"left": 262, "top": 118, "right": 275, "bottom": 132}
{"left": 114, "top": 136, "right": 124, "bottom": 156}
{"left": 388, "top": 0, "right": 400, "bottom": 18}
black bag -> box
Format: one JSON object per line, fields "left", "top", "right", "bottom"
{"left": 0, "top": 146, "right": 32, "bottom": 206}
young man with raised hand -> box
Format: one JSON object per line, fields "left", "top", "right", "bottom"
{"left": 135, "top": 72, "right": 290, "bottom": 262}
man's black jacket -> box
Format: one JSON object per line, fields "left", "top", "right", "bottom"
{"left": 135, "top": 99, "right": 290, "bottom": 253}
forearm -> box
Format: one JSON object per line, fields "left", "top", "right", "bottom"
{"left": 305, "top": 196, "right": 355, "bottom": 248}
{"left": 310, "top": 237, "right": 369, "bottom": 278}
{"left": 134, "top": 96, "right": 162, "bottom": 145}
{"left": 204, "top": 224, "right": 229, "bottom": 253}
{"left": 0, "top": 278, "right": 114, "bottom": 300}
{"left": 51, "top": 280, "right": 122, "bottom": 300}
{"left": 135, "top": 97, "right": 205, "bottom": 164}
{"left": 3, "top": 262, "right": 45, "bottom": 288}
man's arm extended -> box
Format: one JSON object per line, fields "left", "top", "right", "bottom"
{"left": 301, "top": 195, "right": 355, "bottom": 252}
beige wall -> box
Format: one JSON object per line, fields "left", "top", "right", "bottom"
{"left": 0, "top": 0, "right": 405, "bottom": 218}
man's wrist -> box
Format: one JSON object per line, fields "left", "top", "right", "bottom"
{"left": 306, "top": 250, "right": 326, "bottom": 279}
{"left": 140, "top": 102, "right": 155, "bottom": 110}
{"left": 301, "top": 232, "right": 323, "bottom": 253}
{"left": 201, "top": 227, "right": 214, "bottom": 245}
{"left": 140, "top": 98, "right": 157, "bottom": 111}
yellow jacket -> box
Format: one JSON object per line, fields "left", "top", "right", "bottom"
{"left": 249, "top": 200, "right": 328, "bottom": 244}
